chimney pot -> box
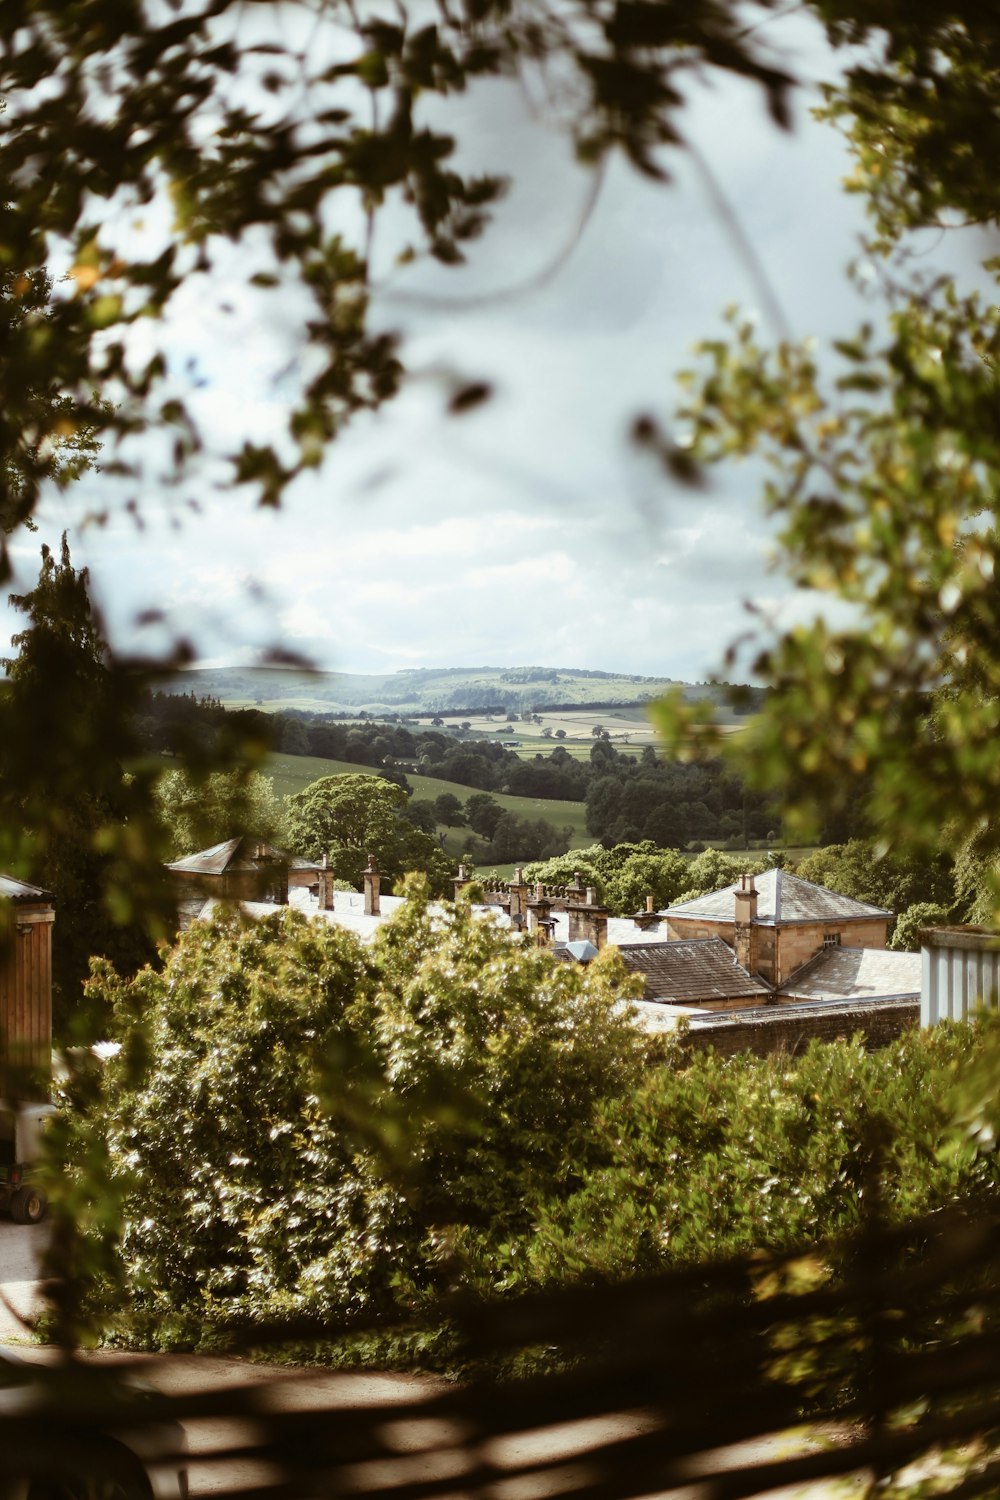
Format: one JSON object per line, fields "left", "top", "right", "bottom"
{"left": 646, "top": 895, "right": 654, "bottom": 913}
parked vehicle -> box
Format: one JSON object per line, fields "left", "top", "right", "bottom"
{"left": 0, "top": 1102, "right": 54, "bottom": 1224}
{"left": 0, "top": 1347, "right": 189, "bottom": 1499}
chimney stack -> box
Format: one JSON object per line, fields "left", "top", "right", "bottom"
{"left": 454, "top": 860, "right": 472, "bottom": 901}
{"left": 632, "top": 893, "right": 661, "bottom": 932}
{"left": 734, "top": 874, "right": 758, "bottom": 974}
{"left": 567, "top": 885, "right": 609, "bottom": 951}
{"left": 508, "top": 867, "right": 528, "bottom": 925}
{"left": 363, "top": 853, "right": 381, "bottom": 917}
{"left": 318, "top": 853, "right": 335, "bottom": 911}
{"left": 527, "top": 884, "right": 554, "bottom": 947}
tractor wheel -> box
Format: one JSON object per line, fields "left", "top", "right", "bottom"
{"left": 10, "top": 1186, "right": 47, "bottom": 1224}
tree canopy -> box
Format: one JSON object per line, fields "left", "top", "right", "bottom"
{"left": 0, "top": 0, "right": 797, "bottom": 561}
{"left": 154, "top": 768, "right": 284, "bottom": 859}
{"left": 0, "top": 539, "right": 173, "bottom": 1028}
{"left": 649, "top": 6, "right": 1000, "bottom": 914}
{"left": 285, "top": 771, "right": 451, "bottom": 891}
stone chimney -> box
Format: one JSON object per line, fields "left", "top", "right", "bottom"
{"left": 453, "top": 860, "right": 472, "bottom": 901}
{"left": 567, "top": 886, "right": 608, "bottom": 951}
{"left": 734, "top": 873, "right": 758, "bottom": 974}
{"left": 251, "top": 843, "right": 287, "bottom": 905}
{"left": 508, "top": 866, "right": 528, "bottom": 925}
{"left": 363, "top": 854, "right": 381, "bottom": 917}
{"left": 526, "top": 882, "right": 555, "bottom": 947}
{"left": 632, "top": 894, "right": 661, "bottom": 932}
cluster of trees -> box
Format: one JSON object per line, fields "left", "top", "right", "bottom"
{"left": 143, "top": 692, "right": 781, "bottom": 853}
{"left": 72, "top": 896, "right": 1000, "bottom": 1363}
{"left": 404, "top": 791, "right": 571, "bottom": 864}
{"left": 585, "top": 744, "right": 779, "bottom": 848}
{"left": 522, "top": 845, "right": 774, "bottom": 917}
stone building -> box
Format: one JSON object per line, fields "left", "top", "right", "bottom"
{"left": 663, "top": 869, "right": 892, "bottom": 987}
{"left": 166, "top": 836, "right": 320, "bottom": 928}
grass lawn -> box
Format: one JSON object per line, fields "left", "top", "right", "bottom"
{"left": 264, "top": 754, "right": 594, "bottom": 848}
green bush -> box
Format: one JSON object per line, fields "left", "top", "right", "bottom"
{"left": 522, "top": 1022, "right": 998, "bottom": 1285}
{"left": 81, "top": 885, "right": 647, "bottom": 1347}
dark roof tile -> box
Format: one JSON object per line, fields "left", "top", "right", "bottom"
{"left": 615, "top": 938, "right": 772, "bottom": 1004}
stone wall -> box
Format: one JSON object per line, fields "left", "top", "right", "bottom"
{"left": 774, "top": 920, "right": 887, "bottom": 984}
{"left": 678, "top": 997, "right": 918, "bottom": 1060}
{"left": 667, "top": 916, "right": 889, "bottom": 985}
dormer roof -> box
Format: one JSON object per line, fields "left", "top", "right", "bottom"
{"left": 167, "top": 836, "right": 316, "bottom": 876}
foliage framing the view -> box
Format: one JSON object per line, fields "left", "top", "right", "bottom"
{"left": 648, "top": 4, "right": 1000, "bottom": 910}
{"left": 0, "top": 0, "right": 795, "bottom": 555}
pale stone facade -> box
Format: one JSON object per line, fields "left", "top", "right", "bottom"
{"left": 664, "top": 869, "right": 891, "bottom": 987}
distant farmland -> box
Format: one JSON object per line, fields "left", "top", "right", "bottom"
{"left": 264, "top": 754, "right": 593, "bottom": 847}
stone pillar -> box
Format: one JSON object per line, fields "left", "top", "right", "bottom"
{"left": 363, "top": 854, "right": 381, "bottom": 917}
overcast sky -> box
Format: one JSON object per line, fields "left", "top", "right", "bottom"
{"left": 5, "top": 14, "right": 977, "bottom": 683}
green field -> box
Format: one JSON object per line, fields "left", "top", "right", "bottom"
{"left": 264, "top": 754, "right": 593, "bottom": 847}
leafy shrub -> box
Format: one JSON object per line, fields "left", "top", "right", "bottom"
{"left": 81, "top": 886, "right": 647, "bottom": 1348}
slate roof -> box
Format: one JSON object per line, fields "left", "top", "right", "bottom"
{"left": 664, "top": 868, "right": 892, "bottom": 926}
{"left": 0, "top": 874, "right": 52, "bottom": 902}
{"left": 615, "top": 938, "right": 773, "bottom": 1004}
{"left": 778, "top": 946, "right": 921, "bottom": 1002}
{"left": 167, "top": 836, "right": 316, "bottom": 875}
{"left": 198, "top": 886, "right": 409, "bottom": 943}
{"left": 629, "top": 1000, "right": 716, "bottom": 1034}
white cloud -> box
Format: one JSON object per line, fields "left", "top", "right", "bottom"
{"left": 6, "top": 21, "right": 941, "bottom": 687}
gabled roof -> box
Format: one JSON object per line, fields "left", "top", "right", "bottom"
{"left": 664, "top": 868, "right": 892, "bottom": 926}
{"left": 778, "top": 946, "right": 921, "bottom": 1002}
{"left": 615, "top": 938, "right": 773, "bottom": 1004}
{"left": 0, "top": 873, "right": 52, "bottom": 902}
{"left": 167, "top": 836, "right": 316, "bottom": 876}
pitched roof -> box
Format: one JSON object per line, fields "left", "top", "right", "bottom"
{"left": 664, "top": 868, "right": 892, "bottom": 926}
{"left": 0, "top": 873, "right": 52, "bottom": 902}
{"left": 778, "top": 946, "right": 921, "bottom": 1002}
{"left": 615, "top": 938, "right": 773, "bottom": 1004}
{"left": 167, "top": 836, "right": 316, "bottom": 876}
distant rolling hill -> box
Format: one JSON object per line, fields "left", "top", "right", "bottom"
{"left": 164, "top": 664, "right": 758, "bottom": 718}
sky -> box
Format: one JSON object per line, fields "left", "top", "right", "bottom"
{"left": 4, "top": 11, "right": 977, "bottom": 684}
